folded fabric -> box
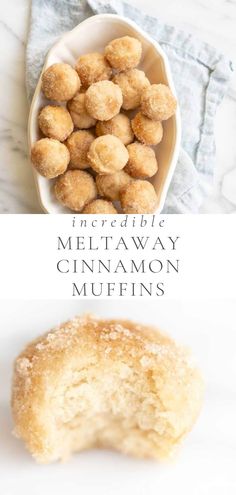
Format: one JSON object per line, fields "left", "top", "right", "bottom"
{"left": 26, "top": 0, "right": 233, "bottom": 213}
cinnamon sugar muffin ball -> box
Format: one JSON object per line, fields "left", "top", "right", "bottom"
{"left": 31, "top": 138, "right": 70, "bottom": 179}
{"left": 125, "top": 142, "right": 158, "bottom": 179}
{"left": 105, "top": 36, "right": 142, "bottom": 71}
{"left": 120, "top": 180, "right": 157, "bottom": 214}
{"left": 85, "top": 81, "right": 123, "bottom": 121}
{"left": 38, "top": 105, "right": 74, "bottom": 142}
{"left": 75, "top": 52, "right": 112, "bottom": 88}
{"left": 67, "top": 93, "right": 96, "bottom": 129}
{"left": 131, "top": 112, "right": 163, "bottom": 146}
{"left": 41, "top": 63, "right": 80, "bottom": 102}
{"left": 66, "top": 130, "right": 94, "bottom": 170}
{"left": 141, "top": 84, "right": 177, "bottom": 121}
{"left": 96, "top": 113, "right": 134, "bottom": 145}
{"left": 54, "top": 170, "right": 97, "bottom": 212}
{"left": 82, "top": 199, "right": 118, "bottom": 214}
{"left": 88, "top": 135, "right": 129, "bottom": 174}
{"left": 96, "top": 170, "right": 133, "bottom": 201}
{"left": 113, "top": 69, "right": 150, "bottom": 110}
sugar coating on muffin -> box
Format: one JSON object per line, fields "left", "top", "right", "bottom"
{"left": 67, "top": 93, "right": 97, "bottom": 129}
{"left": 66, "top": 130, "right": 94, "bottom": 170}
{"left": 85, "top": 81, "right": 123, "bottom": 121}
{"left": 54, "top": 169, "right": 97, "bottom": 211}
{"left": 105, "top": 36, "right": 142, "bottom": 71}
{"left": 113, "top": 69, "right": 150, "bottom": 110}
{"left": 12, "top": 314, "right": 204, "bottom": 463}
{"left": 125, "top": 142, "right": 158, "bottom": 178}
{"left": 131, "top": 112, "right": 163, "bottom": 146}
{"left": 38, "top": 105, "right": 74, "bottom": 142}
{"left": 96, "top": 113, "right": 134, "bottom": 145}
{"left": 96, "top": 170, "right": 133, "bottom": 201}
{"left": 82, "top": 199, "right": 118, "bottom": 214}
{"left": 75, "top": 52, "right": 112, "bottom": 88}
{"left": 41, "top": 63, "right": 81, "bottom": 102}
{"left": 31, "top": 138, "right": 70, "bottom": 179}
{"left": 88, "top": 135, "right": 129, "bottom": 174}
{"left": 120, "top": 180, "right": 158, "bottom": 213}
{"left": 141, "top": 84, "right": 177, "bottom": 121}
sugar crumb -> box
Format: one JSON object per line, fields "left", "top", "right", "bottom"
{"left": 140, "top": 356, "right": 154, "bottom": 369}
{"left": 145, "top": 343, "right": 167, "bottom": 356}
{"left": 105, "top": 346, "right": 112, "bottom": 354}
{"left": 16, "top": 357, "right": 32, "bottom": 375}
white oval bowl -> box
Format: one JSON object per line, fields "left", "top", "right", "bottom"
{"left": 28, "top": 13, "right": 181, "bottom": 214}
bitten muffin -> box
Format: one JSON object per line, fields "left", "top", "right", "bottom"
{"left": 88, "top": 135, "right": 129, "bottom": 174}
{"left": 75, "top": 52, "right": 112, "bottom": 87}
{"left": 82, "top": 199, "right": 118, "bottom": 214}
{"left": 96, "top": 170, "right": 133, "bottom": 201}
{"left": 54, "top": 170, "right": 97, "bottom": 211}
{"left": 85, "top": 81, "right": 123, "bottom": 121}
{"left": 105, "top": 36, "right": 142, "bottom": 71}
{"left": 125, "top": 142, "right": 158, "bottom": 178}
{"left": 66, "top": 130, "right": 94, "bottom": 170}
{"left": 120, "top": 180, "right": 158, "bottom": 213}
{"left": 141, "top": 84, "right": 177, "bottom": 121}
{"left": 38, "top": 105, "right": 74, "bottom": 142}
{"left": 113, "top": 69, "right": 150, "bottom": 110}
{"left": 131, "top": 112, "right": 163, "bottom": 146}
{"left": 31, "top": 138, "right": 70, "bottom": 178}
{"left": 41, "top": 63, "right": 81, "bottom": 102}
{"left": 12, "top": 314, "right": 204, "bottom": 463}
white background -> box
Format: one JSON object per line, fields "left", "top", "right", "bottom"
{"left": 0, "top": 299, "right": 236, "bottom": 495}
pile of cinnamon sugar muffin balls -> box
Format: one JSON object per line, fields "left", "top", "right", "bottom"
{"left": 31, "top": 36, "right": 177, "bottom": 214}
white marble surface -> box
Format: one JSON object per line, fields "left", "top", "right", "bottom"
{"left": 0, "top": 0, "right": 236, "bottom": 213}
